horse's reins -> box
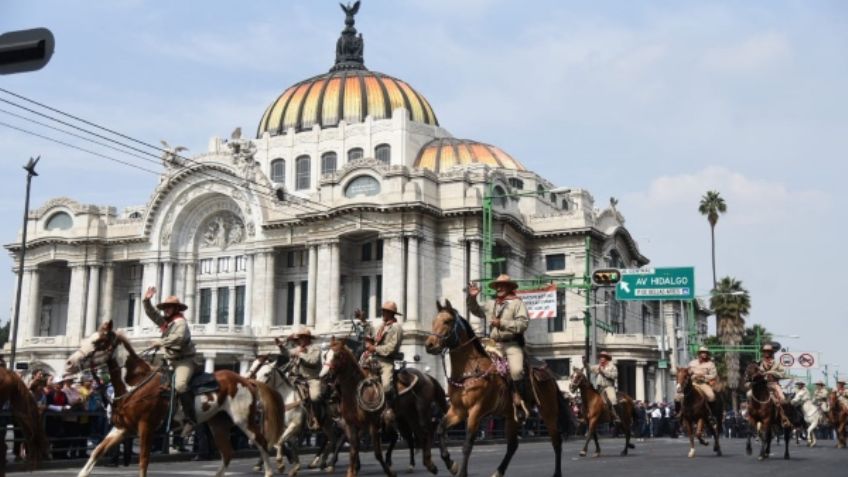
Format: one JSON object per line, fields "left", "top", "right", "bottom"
{"left": 434, "top": 311, "right": 500, "bottom": 389}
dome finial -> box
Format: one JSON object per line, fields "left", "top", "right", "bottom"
{"left": 332, "top": 1, "right": 366, "bottom": 71}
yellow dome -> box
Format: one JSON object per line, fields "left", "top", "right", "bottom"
{"left": 414, "top": 138, "right": 526, "bottom": 173}
{"left": 257, "top": 70, "right": 438, "bottom": 137}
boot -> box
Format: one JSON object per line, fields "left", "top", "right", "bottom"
{"left": 608, "top": 403, "right": 622, "bottom": 425}
{"left": 178, "top": 392, "right": 197, "bottom": 437}
{"left": 513, "top": 380, "right": 529, "bottom": 424}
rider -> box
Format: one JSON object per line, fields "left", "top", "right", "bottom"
{"left": 813, "top": 380, "right": 830, "bottom": 412}
{"left": 756, "top": 343, "right": 790, "bottom": 427}
{"left": 143, "top": 286, "right": 197, "bottom": 435}
{"left": 589, "top": 351, "right": 621, "bottom": 425}
{"left": 837, "top": 380, "right": 848, "bottom": 412}
{"left": 688, "top": 346, "right": 718, "bottom": 403}
{"left": 790, "top": 381, "right": 810, "bottom": 408}
{"left": 467, "top": 274, "right": 530, "bottom": 423}
{"left": 360, "top": 301, "right": 404, "bottom": 405}
{"left": 286, "top": 325, "right": 322, "bottom": 427}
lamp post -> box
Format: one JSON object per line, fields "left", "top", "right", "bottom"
{"left": 9, "top": 156, "right": 40, "bottom": 370}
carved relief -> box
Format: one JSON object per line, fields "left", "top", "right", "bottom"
{"left": 199, "top": 211, "right": 245, "bottom": 250}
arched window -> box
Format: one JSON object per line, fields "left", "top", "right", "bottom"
{"left": 270, "top": 158, "right": 286, "bottom": 183}
{"left": 561, "top": 199, "right": 569, "bottom": 210}
{"left": 375, "top": 144, "right": 391, "bottom": 164}
{"left": 45, "top": 212, "right": 73, "bottom": 230}
{"left": 508, "top": 178, "right": 524, "bottom": 190}
{"left": 492, "top": 185, "right": 507, "bottom": 208}
{"left": 321, "top": 152, "right": 337, "bottom": 175}
{"left": 295, "top": 155, "right": 311, "bottom": 190}
{"left": 537, "top": 184, "right": 545, "bottom": 197}
{"left": 348, "top": 147, "right": 364, "bottom": 162}
{"left": 128, "top": 211, "right": 142, "bottom": 220}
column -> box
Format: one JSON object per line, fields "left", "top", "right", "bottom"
{"left": 654, "top": 365, "right": 664, "bottom": 403}
{"left": 263, "top": 250, "right": 276, "bottom": 329}
{"left": 244, "top": 254, "right": 254, "bottom": 328}
{"left": 293, "top": 282, "right": 302, "bottom": 326}
{"left": 100, "top": 264, "right": 115, "bottom": 325}
{"left": 204, "top": 354, "right": 216, "bottom": 373}
{"left": 140, "top": 260, "right": 158, "bottom": 302}
{"left": 84, "top": 265, "right": 101, "bottom": 337}
{"left": 161, "top": 261, "right": 174, "bottom": 297}
{"left": 406, "top": 236, "right": 419, "bottom": 323}
{"left": 185, "top": 263, "right": 196, "bottom": 322}
{"left": 26, "top": 268, "right": 40, "bottom": 339}
{"left": 67, "top": 263, "right": 89, "bottom": 342}
{"left": 381, "top": 235, "right": 404, "bottom": 317}
{"left": 328, "top": 242, "right": 340, "bottom": 322}
{"left": 635, "top": 361, "right": 646, "bottom": 401}
{"left": 227, "top": 285, "right": 236, "bottom": 327}
{"left": 210, "top": 287, "right": 219, "bottom": 328}
{"left": 306, "top": 245, "right": 318, "bottom": 327}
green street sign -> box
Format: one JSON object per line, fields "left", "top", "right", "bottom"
{"left": 658, "top": 359, "right": 669, "bottom": 369}
{"left": 615, "top": 267, "right": 695, "bottom": 301}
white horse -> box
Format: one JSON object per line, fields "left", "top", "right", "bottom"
{"left": 791, "top": 394, "right": 827, "bottom": 447}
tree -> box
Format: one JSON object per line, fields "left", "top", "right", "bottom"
{"left": 698, "top": 190, "right": 727, "bottom": 291}
{"left": 711, "top": 277, "right": 750, "bottom": 410}
{"left": 0, "top": 320, "right": 9, "bottom": 348}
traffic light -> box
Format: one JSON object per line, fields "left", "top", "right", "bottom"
{"left": 0, "top": 28, "right": 54, "bottom": 75}
{"left": 592, "top": 268, "right": 621, "bottom": 286}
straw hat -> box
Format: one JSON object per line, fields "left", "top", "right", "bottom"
{"left": 761, "top": 344, "right": 775, "bottom": 352}
{"left": 814, "top": 380, "right": 825, "bottom": 386}
{"left": 489, "top": 274, "right": 518, "bottom": 290}
{"left": 381, "top": 301, "right": 403, "bottom": 316}
{"left": 697, "top": 346, "right": 711, "bottom": 355}
{"left": 156, "top": 295, "right": 188, "bottom": 311}
{"left": 599, "top": 351, "right": 612, "bottom": 360}
{"left": 794, "top": 381, "right": 806, "bottom": 388}
{"left": 838, "top": 379, "right": 846, "bottom": 385}
{"left": 287, "top": 325, "right": 313, "bottom": 341}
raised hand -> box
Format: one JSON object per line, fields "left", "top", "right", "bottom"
{"left": 144, "top": 286, "right": 157, "bottom": 301}
{"left": 467, "top": 282, "right": 480, "bottom": 298}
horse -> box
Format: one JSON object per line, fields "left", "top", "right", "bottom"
{"left": 64, "top": 320, "right": 282, "bottom": 477}
{"left": 829, "top": 391, "right": 847, "bottom": 448}
{"left": 790, "top": 391, "right": 827, "bottom": 447}
{"left": 425, "top": 300, "right": 576, "bottom": 477}
{"left": 0, "top": 367, "right": 48, "bottom": 474}
{"left": 568, "top": 367, "right": 635, "bottom": 458}
{"left": 320, "top": 336, "right": 396, "bottom": 477}
{"left": 674, "top": 366, "right": 722, "bottom": 458}
{"left": 743, "top": 362, "right": 792, "bottom": 460}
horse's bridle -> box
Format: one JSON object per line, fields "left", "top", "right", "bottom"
{"left": 79, "top": 330, "right": 118, "bottom": 368}
{"left": 430, "top": 309, "right": 476, "bottom": 352}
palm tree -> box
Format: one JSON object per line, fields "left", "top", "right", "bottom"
{"left": 711, "top": 276, "right": 751, "bottom": 410}
{"left": 698, "top": 191, "right": 727, "bottom": 290}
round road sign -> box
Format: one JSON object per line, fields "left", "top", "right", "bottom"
{"left": 779, "top": 353, "right": 795, "bottom": 367}
{"left": 798, "top": 353, "right": 815, "bottom": 368}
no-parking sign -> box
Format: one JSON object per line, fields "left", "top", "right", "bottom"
{"left": 776, "top": 351, "right": 819, "bottom": 370}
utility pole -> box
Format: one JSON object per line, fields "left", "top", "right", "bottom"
{"left": 9, "top": 156, "right": 39, "bottom": 369}
{"left": 583, "top": 236, "right": 592, "bottom": 365}
{"left": 659, "top": 299, "right": 667, "bottom": 401}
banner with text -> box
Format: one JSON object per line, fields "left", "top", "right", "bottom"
{"left": 517, "top": 284, "right": 557, "bottom": 319}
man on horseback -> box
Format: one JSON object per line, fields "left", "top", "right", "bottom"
{"left": 143, "top": 287, "right": 197, "bottom": 435}
{"left": 467, "top": 274, "right": 531, "bottom": 423}
{"left": 813, "top": 380, "right": 830, "bottom": 412}
{"left": 790, "top": 381, "right": 810, "bottom": 408}
{"left": 589, "top": 351, "right": 621, "bottom": 425}
{"left": 837, "top": 380, "right": 848, "bottom": 411}
{"left": 359, "top": 301, "right": 404, "bottom": 407}
{"left": 754, "top": 344, "right": 790, "bottom": 427}
{"left": 286, "top": 325, "right": 322, "bottom": 427}
{"left": 685, "top": 346, "right": 719, "bottom": 424}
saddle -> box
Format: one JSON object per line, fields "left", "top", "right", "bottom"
{"left": 189, "top": 371, "right": 220, "bottom": 394}
{"left": 480, "top": 338, "right": 553, "bottom": 384}
{"left": 395, "top": 368, "right": 420, "bottom": 396}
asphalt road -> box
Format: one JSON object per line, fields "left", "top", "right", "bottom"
{"left": 21, "top": 437, "right": 847, "bottom": 476}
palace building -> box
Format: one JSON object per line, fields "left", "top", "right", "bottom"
{"left": 5, "top": 7, "right": 707, "bottom": 402}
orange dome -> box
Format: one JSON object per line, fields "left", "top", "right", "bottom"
{"left": 414, "top": 138, "right": 525, "bottom": 173}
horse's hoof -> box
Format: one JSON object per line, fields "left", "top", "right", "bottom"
{"left": 490, "top": 471, "right": 504, "bottom": 477}
{"left": 784, "top": 455, "right": 790, "bottom": 460}
{"left": 308, "top": 456, "right": 321, "bottom": 469}
{"left": 578, "top": 451, "right": 587, "bottom": 457}
{"left": 627, "top": 443, "right": 635, "bottom": 449}
{"left": 427, "top": 463, "right": 438, "bottom": 475}
{"left": 450, "top": 462, "right": 460, "bottom": 476}
{"left": 592, "top": 452, "right": 600, "bottom": 458}
{"left": 757, "top": 456, "right": 764, "bottom": 461}
{"left": 253, "top": 464, "right": 263, "bottom": 472}
{"left": 288, "top": 463, "right": 301, "bottom": 477}
{"left": 688, "top": 449, "right": 695, "bottom": 458}
{"left": 620, "top": 450, "right": 627, "bottom": 456}
{"left": 324, "top": 465, "right": 335, "bottom": 473}
{"left": 407, "top": 465, "right": 415, "bottom": 474}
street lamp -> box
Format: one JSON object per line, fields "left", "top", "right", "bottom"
{"left": 9, "top": 156, "right": 40, "bottom": 369}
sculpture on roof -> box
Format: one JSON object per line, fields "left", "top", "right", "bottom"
{"left": 333, "top": 1, "right": 365, "bottom": 71}
{"left": 160, "top": 140, "right": 187, "bottom": 171}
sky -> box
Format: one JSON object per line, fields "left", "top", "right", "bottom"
{"left": 1, "top": 1, "right": 846, "bottom": 376}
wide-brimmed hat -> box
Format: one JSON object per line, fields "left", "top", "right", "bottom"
{"left": 761, "top": 344, "right": 775, "bottom": 352}
{"left": 599, "top": 351, "right": 612, "bottom": 359}
{"left": 794, "top": 381, "right": 806, "bottom": 387}
{"left": 156, "top": 295, "right": 188, "bottom": 311}
{"left": 814, "top": 380, "right": 825, "bottom": 386}
{"left": 489, "top": 274, "right": 519, "bottom": 290}
{"left": 697, "top": 346, "right": 711, "bottom": 355}
{"left": 838, "top": 379, "right": 846, "bottom": 385}
{"left": 381, "top": 301, "right": 403, "bottom": 316}
{"left": 287, "top": 325, "right": 313, "bottom": 341}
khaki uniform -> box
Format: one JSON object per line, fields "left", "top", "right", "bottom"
{"left": 367, "top": 320, "right": 403, "bottom": 391}
{"left": 467, "top": 296, "right": 529, "bottom": 381}
{"left": 291, "top": 344, "right": 322, "bottom": 401}
{"left": 688, "top": 358, "right": 717, "bottom": 402}
{"left": 758, "top": 358, "right": 787, "bottom": 402}
{"left": 144, "top": 299, "right": 196, "bottom": 393}
{"left": 837, "top": 387, "right": 848, "bottom": 410}
{"left": 590, "top": 362, "right": 618, "bottom": 405}
{"left": 813, "top": 387, "right": 830, "bottom": 412}
{"left": 791, "top": 386, "right": 810, "bottom": 407}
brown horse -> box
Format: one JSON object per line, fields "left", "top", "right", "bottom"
{"left": 744, "top": 362, "right": 792, "bottom": 460}
{"left": 568, "top": 367, "right": 635, "bottom": 457}
{"left": 65, "top": 321, "right": 282, "bottom": 477}
{"left": 320, "top": 336, "right": 397, "bottom": 477}
{"left": 829, "top": 392, "right": 847, "bottom": 448}
{"left": 425, "top": 300, "right": 575, "bottom": 477}
{"left": 675, "top": 367, "right": 722, "bottom": 458}
{"left": 0, "top": 367, "right": 48, "bottom": 474}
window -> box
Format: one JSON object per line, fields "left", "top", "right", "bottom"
{"left": 375, "top": 144, "right": 391, "bottom": 164}
{"left": 544, "top": 358, "right": 571, "bottom": 377}
{"left": 375, "top": 275, "right": 383, "bottom": 319}
{"left": 199, "top": 288, "right": 212, "bottom": 324}
{"left": 545, "top": 253, "right": 566, "bottom": 271}
{"left": 235, "top": 255, "right": 246, "bottom": 272}
{"left": 508, "top": 178, "right": 524, "bottom": 190}
{"left": 348, "top": 147, "right": 364, "bottom": 162}
{"left": 286, "top": 282, "right": 295, "bottom": 326}
{"left": 492, "top": 185, "right": 507, "bottom": 208}
{"left": 492, "top": 244, "right": 508, "bottom": 276}
{"left": 300, "top": 280, "right": 308, "bottom": 325}
{"left": 344, "top": 175, "right": 381, "bottom": 198}
{"left": 45, "top": 212, "right": 73, "bottom": 230}
{"left": 321, "top": 152, "right": 337, "bottom": 175}
{"left": 128, "top": 211, "right": 142, "bottom": 220}
{"left": 361, "top": 276, "right": 371, "bottom": 318}
{"left": 295, "top": 155, "right": 311, "bottom": 190}
{"left": 561, "top": 199, "right": 569, "bottom": 210}
{"left": 217, "top": 257, "right": 230, "bottom": 273}
{"left": 217, "top": 287, "right": 229, "bottom": 324}
{"left": 641, "top": 304, "right": 651, "bottom": 335}
{"left": 287, "top": 251, "right": 295, "bottom": 268}
{"left": 127, "top": 293, "right": 136, "bottom": 328}
{"left": 537, "top": 184, "right": 546, "bottom": 197}
{"left": 361, "top": 243, "right": 372, "bottom": 262}
{"left": 200, "top": 259, "right": 214, "bottom": 274}
{"left": 270, "top": 158, "right": 286, "bottom": 183}
{"left": 375, "top": 239, "right": 383, "bottom": 261}
{"left": 129, "top": 264, "right": 142, "bottom": 280}
{"left": 548, "top": 289, "right": 565, "bottom": 332}
{"left": 235, "top": 286, "right": 245, "bottom": 326}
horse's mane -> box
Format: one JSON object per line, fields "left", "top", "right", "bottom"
{"left": 454, "top": 311, "right": 487, "bottom": 357}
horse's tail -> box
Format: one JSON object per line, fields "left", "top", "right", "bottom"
{"left": 8, "top": 371, "right": 48, "bottom": 466}
{"left": 254, "top": 380, "right": 285, "bottom": 447}
{"left": 555, "top": 385, "right": 578, "bottom": 440}
{"left": 430, "top": 374, "right": 449, "bottom": 415}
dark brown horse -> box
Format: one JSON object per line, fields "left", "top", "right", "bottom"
{"left": 0, "top": 367, "right": 48, "bottom": 474}
{"left": 744, "top": 362, "right": 792, "bottom": 460}
{"left": 568, "top": 367, "right": 635, "bottom": 457}
{"left": 65, "top": 321, "right": 282, "bottom": 477}
{"left": 425, "top": 300, "right": 575, "bottom": 477}
{"left": 675, "top": 367, "right": 722, "bottom": 458}
{"left": 829, "top": 392, "right": 847, "bottom": 448}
